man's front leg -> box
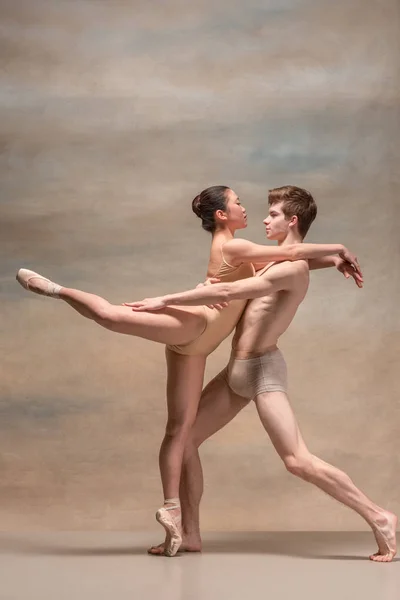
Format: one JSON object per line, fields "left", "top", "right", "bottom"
{"left": 177, "top": 438, "right": 204, "bottom": 551}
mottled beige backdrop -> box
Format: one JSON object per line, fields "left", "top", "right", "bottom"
{"left": 1, "top": 0, "right": 399, "bottom": 531}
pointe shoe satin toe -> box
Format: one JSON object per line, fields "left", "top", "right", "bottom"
{"left": 16, "top": 268, "right": 62, "bottom": 298}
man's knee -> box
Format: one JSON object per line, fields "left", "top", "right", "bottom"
{"left": 284, "top": 453, "right": 315, "bottom": 481}
{"left": 165, "top": 417, "right": 195, "bottom": 440}
{"left": 183, "top": 432, "right": 200, "bottom": 459}
{"left": 190, "top": 430, "right": 206, "bottom": 450}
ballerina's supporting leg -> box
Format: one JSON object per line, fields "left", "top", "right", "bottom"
{"left": 149, "top": 371, "right": 249, "bottom": 556}
{"left": 155, "top": 349, "right": 206, "bottom": 556}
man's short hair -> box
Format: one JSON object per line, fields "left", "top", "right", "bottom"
{"left": 268, "top": 185, "right": 317, "bottom": 238}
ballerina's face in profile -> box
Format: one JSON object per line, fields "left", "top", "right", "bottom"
{"left": 217, "top": 189, "right": 247, "bottom": 232}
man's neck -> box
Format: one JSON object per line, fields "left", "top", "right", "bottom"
{"left": 278, "top": 230, "right": 303, "bottom": 246}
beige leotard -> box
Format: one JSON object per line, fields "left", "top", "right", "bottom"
{"left": 167, "top": 251, "right": 255, "bottom": 356}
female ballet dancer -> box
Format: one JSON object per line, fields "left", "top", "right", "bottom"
{"left": 16, "top": 185, "right": 360, "bottom": 556}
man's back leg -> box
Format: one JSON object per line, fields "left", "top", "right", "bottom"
{"left": 254, "top": 390, "right": 397, "bottom": 562}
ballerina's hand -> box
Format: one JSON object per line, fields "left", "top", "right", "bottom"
{"left": 336, "top": 258, "right": 364, "bottom": 288}
{"left": 196, "top": 277, "right": 228, "bottom": 310}
{"left": 123, "top": 297, "right": 166, "bottom": 311}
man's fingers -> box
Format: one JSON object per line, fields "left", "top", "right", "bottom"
{"left": 347, "top": 266, "right": 363, "bottom": 280}
{"left": 352, "top": 258, "right": 362, "bottom": 276}
{"left": 205, "top": 302, "right": 228, "bottom": 310}
{"left": 341, "top": 263, "right": 363, "bottom": 288}
{"left": 354, "top": 277, "right": 363, "bottom": 288}
{"left": 350, "top": 271, "right": 363, "bottom": 288}
{"left": 343, "top": 260, "right": 363, "bottom": 279}
{"left": 132, "top": 304, "right": 164, "bottom": 311}
{"left": 350, "top": 269, "right": 363, "bottom": 281}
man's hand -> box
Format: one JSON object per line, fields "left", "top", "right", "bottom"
{"left": 335, "top": 257, "right": 363, "bottom": 288}
{"left": 123, "top": 297, "right": 166, "bottom": 311}
{"left": 122, "top": 278, "right": 230, "bottom": 312}
{"left": 338, "top": 247, "right": 362, "bottom": 278}
{"left": 197, "top": 277, "right": 229, "bottom": 310}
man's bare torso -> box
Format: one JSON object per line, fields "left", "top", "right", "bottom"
{"left": 232, "top": 260, "right": 310, "bottom": 359}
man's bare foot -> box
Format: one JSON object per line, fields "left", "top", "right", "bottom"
{"left": 369, "top": 511, "right": 398, "bottom": 562}
{"left": 147, "top": 533, "right": 202, "bottom": 556}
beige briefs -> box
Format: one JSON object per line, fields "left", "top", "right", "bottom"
{"left": 226, "top": 347, "right": 288, "bottom": 400}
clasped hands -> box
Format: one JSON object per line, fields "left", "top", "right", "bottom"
{"left": 335, "top": 250, "right": 363, "bottom": 288}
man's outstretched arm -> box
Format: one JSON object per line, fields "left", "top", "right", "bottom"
{"left": 225, "top": 239, "right": 361, "bottom": 272}
{"left": 126, "top": 263, "right": 297, "bottom": 312}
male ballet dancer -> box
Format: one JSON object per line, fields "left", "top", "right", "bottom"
{"left": 129, "top": 186, "right": 397, "bottom": 562}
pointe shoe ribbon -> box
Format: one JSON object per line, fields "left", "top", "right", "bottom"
{"left": 16, "top": 269, "right": 62, "bottom": 298}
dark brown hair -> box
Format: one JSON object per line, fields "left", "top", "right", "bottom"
{"left": 268, "top": 185, "right": 317, "bottom": 238}
{"left": 192, "top": 185, "right": 230, "bottom": 233}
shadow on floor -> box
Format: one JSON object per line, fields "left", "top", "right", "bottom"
{"left": 0, "top": 531, "right": 397, "bottom": 561}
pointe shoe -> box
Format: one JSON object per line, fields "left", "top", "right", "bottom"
{"left": 16, "top": 269, "right": 62, "bottom": 298}
{"left": 155, "top": 500, "right": 182, "bottom": 557}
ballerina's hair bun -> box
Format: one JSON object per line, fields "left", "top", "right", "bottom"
{"left": 192, "top": 194, "right": 202, "bottom": 218}
{"left": 191, "top": 186, "right": 230, "bottom": 233}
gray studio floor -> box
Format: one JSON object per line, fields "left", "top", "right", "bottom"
{"left": 0, "top": 531, "right": 399, "bottom": 600}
